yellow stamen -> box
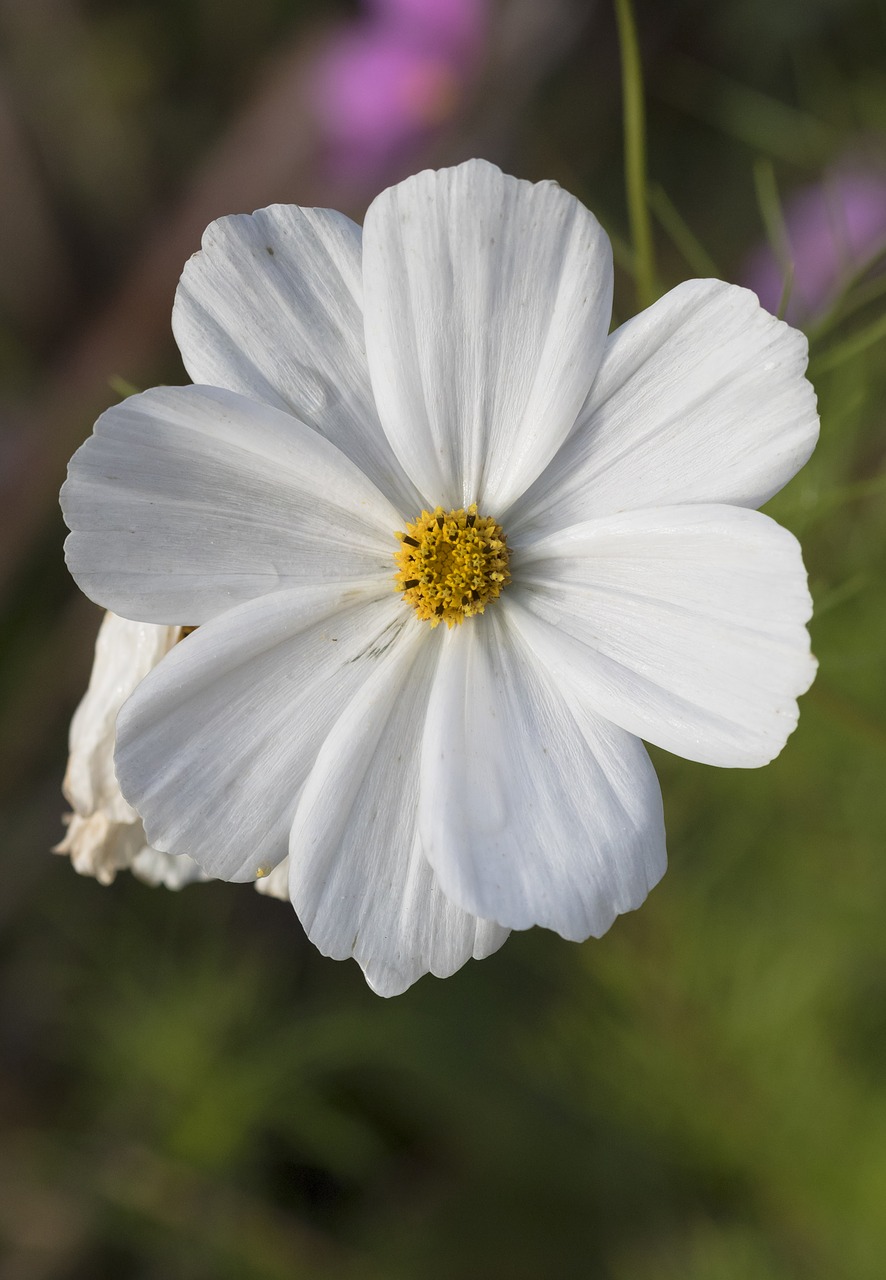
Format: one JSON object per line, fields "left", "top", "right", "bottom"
{"left": 393, "top": 504, "right": 511, "bottom": 628}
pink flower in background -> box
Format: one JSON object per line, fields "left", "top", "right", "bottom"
{"left": 367, "top": 0, "right": 485, "bottom": 58}
{"left": 311, "top": 0, "right": 489, "bottom": 182}
{"left": 743, "top": 165, "right": 886, "bottom": 323}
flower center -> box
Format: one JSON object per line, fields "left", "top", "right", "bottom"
{"left": 393, "top": 504, "right": 511, "bottom": 628}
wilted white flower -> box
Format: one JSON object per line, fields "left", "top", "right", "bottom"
{"left": 57, "top": 610, "right": 289, "bottom": 897}
{"left": 61, "top": 160, "right": 818, "bottom": 995}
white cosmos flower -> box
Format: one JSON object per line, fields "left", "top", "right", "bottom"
{"left": 60, "top": 160, "right": 818, "bottom": 996}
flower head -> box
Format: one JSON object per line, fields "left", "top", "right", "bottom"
{"left": 61, "top": 160, "right": 818, "bottom": 995}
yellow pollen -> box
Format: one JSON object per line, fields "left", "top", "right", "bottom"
{"left": 393, "top": 504, "right": 511, "bottom": 628}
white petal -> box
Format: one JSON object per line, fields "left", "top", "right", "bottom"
{"left": 513, "top": 504, "right": 816, "bottom": 767}
{"left": 254, "top": 856, "right": 290, "bottom": 901}
{"left": 57, "top": 609, "right": 277, "bottom": 894}
{"left": 507, "top": 280, "right": 819, "bottom": 536}
{"left": 418, "top": 609, "right": 666, "bottom": 940}
{"left": 173, "top": 204, "right": 421, "bottom": 513}
{"left": 57, "top": 610, "right": 210, "bottom": 888}
{"left": 55, "top": 789, "right": 210, "bottom": 890}
{"left": 55, "top": 811, "right": 148, "bottom": 886}
{"left": 115, "top": 585, "right": 412, "bottom": 881}
{"left": 362, "top": 159, "right": 613, "bottom": 512}
{"left": 289, "top": 622, "right": 509, "bottom": 997}
{"left": 62, "top": 611, "right": 179, "bottom": 822}
{"left": 130, "top": 844, "right": 210, "bottom": 890}
{"left": 62, "top": 385, "right": 402, "bottom": 624}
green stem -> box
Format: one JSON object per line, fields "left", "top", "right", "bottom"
{"left": 648, "top": 183, "right": 720, "bottom": 279}
{"left": 753, "top": 159, "right": 794, "bottom": 320}
{"left": 812, "top": 308, "right": 886, "bottom": 375}
{"left": 614, "top": 0, "right": 656, "bottom": 308}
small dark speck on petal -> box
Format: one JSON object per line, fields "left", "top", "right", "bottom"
{"left": 266, "top": 246, "right": 275, "bottom": 255}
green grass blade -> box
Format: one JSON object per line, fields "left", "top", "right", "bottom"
{"left": 614, "top": 0, "right": 657, "bottom": 308}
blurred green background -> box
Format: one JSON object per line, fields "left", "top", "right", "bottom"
{"left": 2, "top": 0, "right": 886, "bottom": 1276}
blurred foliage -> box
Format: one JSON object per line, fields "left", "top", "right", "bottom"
{"left": 2, "top": 0, "right": 886, "bottom": 1277}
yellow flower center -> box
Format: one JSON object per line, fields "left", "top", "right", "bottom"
{"left": 393, "top": 504, "right": 511, "bottom": 628}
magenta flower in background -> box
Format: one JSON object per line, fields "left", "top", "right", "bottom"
{"left": 311, "top": 0, "right": 489, "bottom": 183}
{"left": 743, "top": 164, "right": 886, "bottom": 324}
{"left": 367, "top": 0, "right": 485, "bottom": 58}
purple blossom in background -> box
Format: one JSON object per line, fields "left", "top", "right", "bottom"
{"left": 743, "top": 165, "right": 886, "bottom": 324}
{"left": 367, "top": 0, "right": 485, "bottom": 58}
{"left": 311, "top": 0, "right": 489, "bottom": 183}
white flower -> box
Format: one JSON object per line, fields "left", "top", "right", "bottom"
{"left": 57, "top": 610, "right": 290, "bottom": 898}
{"left": 60, "top": 160, "right": 818, "bottom": 995}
